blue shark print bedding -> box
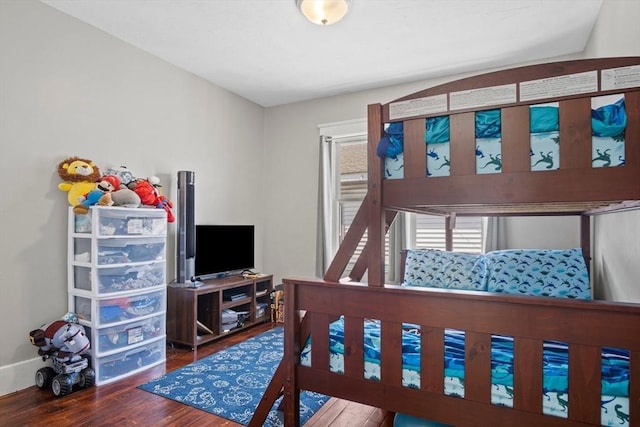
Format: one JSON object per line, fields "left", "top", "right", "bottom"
{"left": 592, "top": 95, "right": 626, "bottom": 168}
{"left": 384, "top": 151, "right": 404, "bottom": 179}
{"left": 403, "top": 248, "right": 590, "bottom": 300}
{"left": 379, "top": 122, "right": 405, "bottom": 179}
{"left": 426, "top": 116, "right": 451, "bottom": 177}
{"left": 403, "top": 249, "right": 487, "bottom": 291}
{"left": 484, "top": 248, "right": 591, "bottom": 299}
{"left": 475, "top": 109, "right": 502, "bottom": 175}
{"left": 530, "top": 103, "right": 560, "bottom": 171}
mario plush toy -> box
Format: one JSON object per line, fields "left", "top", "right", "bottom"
{"left": 73, "top": 175, "right": 121, "bottom": 214}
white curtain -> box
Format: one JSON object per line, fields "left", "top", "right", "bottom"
{"left": 387, "top": 212, "right": 407, "bottom": 284}
{"left": 483, "top": 216, "right": 506, "bottom": 252}
{"left": 314, "top": 118, "right": 368, "bottom": 277}
{"left": 315, "top": 135, "right": 334, "bottom": 277}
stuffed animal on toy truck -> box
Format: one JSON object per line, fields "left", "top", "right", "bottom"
{"left": 29, "top": 319, "right": 95, "bottom": 397}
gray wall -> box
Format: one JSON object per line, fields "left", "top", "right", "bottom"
{"left": 0, "top": 0, "right": 265, "bottom": 394}
{"left": 1, "top": 0, "right": 639, "bottom": 396}
{"left": 582, "top": 0, "right": 640, "bottom": 302}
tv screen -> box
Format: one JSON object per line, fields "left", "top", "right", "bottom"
{"left": 194, "top": 225, "right": 255, "bottom": 279}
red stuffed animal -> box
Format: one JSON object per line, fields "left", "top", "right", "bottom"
{"left": 130, "top": 177, "right": 175, "bottom": 222}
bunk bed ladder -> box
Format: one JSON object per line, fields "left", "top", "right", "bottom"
{"left": 324, "top": 193, "right": 397, "bottom": 282}
{"left": 248, "top": 312, "right": 313, "bottom": 427}
{"left": 249, "top": 195, "right": 396, "bottom": 425}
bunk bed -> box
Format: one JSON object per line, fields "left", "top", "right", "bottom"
{"left": 249, "top": 57, "right": 640, "bottom": 427}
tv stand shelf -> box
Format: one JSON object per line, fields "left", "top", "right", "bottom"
{"left": 167, "top": 274, "right": 273, "bottom": 349}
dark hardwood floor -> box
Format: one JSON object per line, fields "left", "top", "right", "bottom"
{"left": 0, "top": 322, "right": 394, "bottom": 426}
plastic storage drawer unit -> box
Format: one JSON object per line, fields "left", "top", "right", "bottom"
{"left": 68, "top": 206, "right": 168, "bottom": 386}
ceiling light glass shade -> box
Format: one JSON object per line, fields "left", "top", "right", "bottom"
{"left": 296, "top": 0, "right": 351, "bottom": 26}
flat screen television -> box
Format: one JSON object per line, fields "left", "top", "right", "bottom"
{"left": 194, "top": 225, "right": 255, "bottom": 279}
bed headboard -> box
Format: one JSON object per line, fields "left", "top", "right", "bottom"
{"left": 370, "top": 57, "right": 640, "bottom": 216}
{"left": 342, "top": 57, "right": 640, "bottom": 286}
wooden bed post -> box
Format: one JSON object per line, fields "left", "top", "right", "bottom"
{"left": 367, "top": 103, "right": 385, "bottom": 286}
{"left": 282, "top": 282, "right": 300, "bottom": 426}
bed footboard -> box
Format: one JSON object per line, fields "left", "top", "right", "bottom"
{"left": 281, "top": 278, "right": 639, "bottom": 427}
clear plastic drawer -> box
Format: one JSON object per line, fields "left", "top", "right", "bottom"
{"left": 73, "top": 262, "right": 166, "bottom": 294}
{"left": 74, "top": 206, "right": 167, "bottom": 236}
{"left": 96, "top": 237, "right": 166, "bottom": 265}
{"left": 71, "top": 289, "right": 166, "bottom": 326}
{"left": 94, "top": 337, "right": 165, "bottom": 385}
{"left": 88, "top": 313, "right": 166, "bottom": 355}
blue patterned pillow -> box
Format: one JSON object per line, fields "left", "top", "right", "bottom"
{"left": 485, "top": 248, "right": 591, "bottom": 299}
{"left": 403, "top": 249, "right": 488, "bottom": 291}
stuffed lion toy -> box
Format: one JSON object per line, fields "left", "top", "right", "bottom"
{"left": 57, "top": 157, "right": 101, "bottom": 206}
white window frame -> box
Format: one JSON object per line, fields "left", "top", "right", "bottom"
{"left": 319, "top": 119, "right": 368, "bottom": 264}
{"left": 318, "top": 119, "right": 484, "bottom": 281}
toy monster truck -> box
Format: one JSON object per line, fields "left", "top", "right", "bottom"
{"left": 29, "top": 319, "right": 96, "bottom": 397}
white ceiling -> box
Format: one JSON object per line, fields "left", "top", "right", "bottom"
{"left": 40, "top": 0, "right": 603, "bottom": 107}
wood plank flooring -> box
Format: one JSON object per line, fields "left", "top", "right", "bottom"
{"left": 0, "top": 322, "right": 394, "bottom": 426}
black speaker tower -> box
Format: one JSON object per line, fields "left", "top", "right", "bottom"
{"left": 176, "top": 170, "right": 195, "bottom": 284}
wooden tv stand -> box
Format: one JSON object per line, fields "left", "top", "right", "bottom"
{"left": 166, "top": 274, "right": 273, "bottom": 350}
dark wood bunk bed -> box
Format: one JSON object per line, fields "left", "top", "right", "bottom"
{"left": 250, "top": 57, "right": 640, "bottom": 427}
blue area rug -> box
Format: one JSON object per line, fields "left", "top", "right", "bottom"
{"left": 138, "top": 327, "right": 328, "bottom": 426}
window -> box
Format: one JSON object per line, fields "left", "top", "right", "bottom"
{"left": 412, "top": 214, "right": 483, "bottom": 253}
{"left": 335, "top": 136, "right": 386, "bottom": 278}
{"left": 319, "top": 121, "right": 483, "bottom": 282}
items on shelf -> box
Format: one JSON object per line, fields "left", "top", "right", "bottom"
{"left": 167, "top": 275, "right": 274, "bottom": 349}
{"left": 271, "top": 288, "right": 284, "bottom": 324}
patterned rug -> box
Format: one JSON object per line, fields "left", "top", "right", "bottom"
{"left": 138, "top": 327, "right": 328, "bottom": 426}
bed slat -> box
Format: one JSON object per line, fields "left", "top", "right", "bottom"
{"left": 381, "top": 321, "right": 403, "bottom": 386}
{"left": 501, "top": 105, "right": 530, "bottom": 173}
{"left": 559, "top": 97, "right": 592, "bottom": 170}
{"left": 464, "top": 331, "right": 492, "bottom": 403}
{"left": 343, "top": 315, "right": 365, "bottom": 378}
{"left": 568, "top": 344, "right": 601, "bottom": 424}
{"left": 513, "top": 337, "right": 543, "bottom": 413}
{"left": 449, "top": 112, "right": 475, "bottom": 176}
{"left": 309, "top": 312, "right": 330, "bottom": 371}
{"left": 404, "top": 119, "right": 426, "bottom": 179}
{"left": 421, "top": 326, "right": 445, "bottom": 393}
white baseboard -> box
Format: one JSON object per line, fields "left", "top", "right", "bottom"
{"left": 0, "top": 356, "right": 45, "bottom": 397}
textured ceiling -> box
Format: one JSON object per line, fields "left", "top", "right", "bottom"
{"left": 40, "top": 0, "right": 603, "bottom": 107}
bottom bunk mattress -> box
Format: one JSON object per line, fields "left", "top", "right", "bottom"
{"left": 300, "top": 317, "right": 630, "bottom": 427}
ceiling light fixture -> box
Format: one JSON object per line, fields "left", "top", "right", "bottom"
{"left": 296, "top": 0, "right": 351, "bottom": 26}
